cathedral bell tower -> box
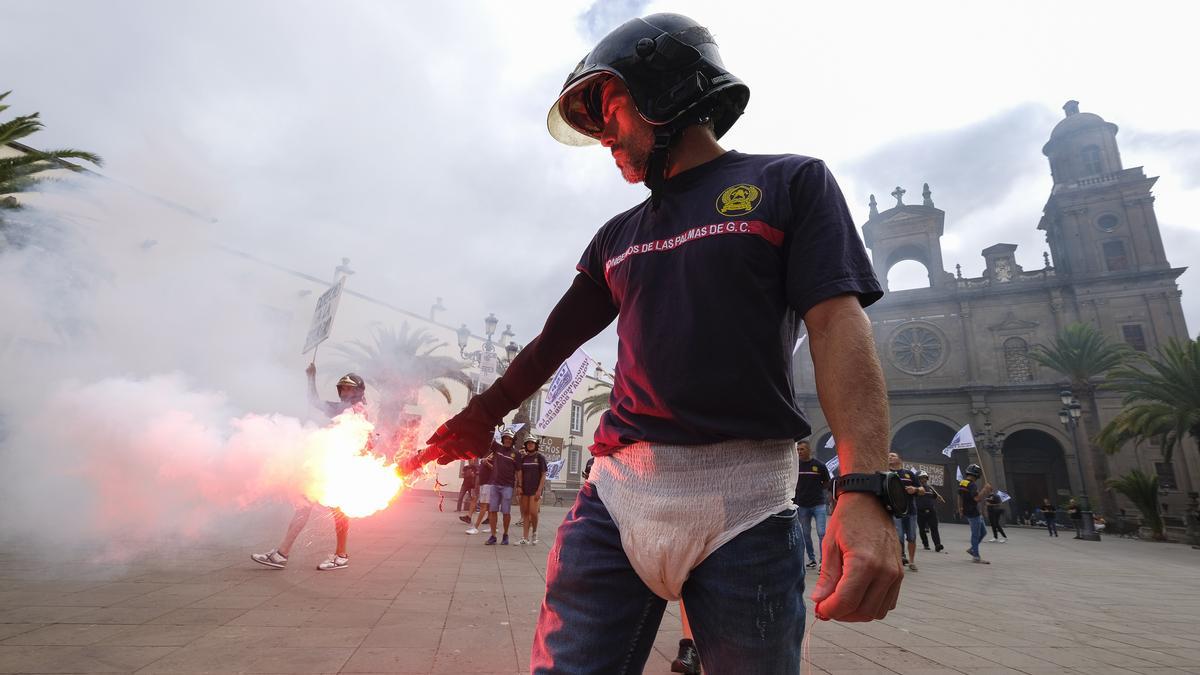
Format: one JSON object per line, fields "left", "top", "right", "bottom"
{"left": 861, "top": 183, "right": 954, "bottom": 291}
{"left": 1038, "top": 100, "right": 1169, "bottom": 278}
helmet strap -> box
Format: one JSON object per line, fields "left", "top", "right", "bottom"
{"left": 645, "top": 126, "right": 677, "bottom": 209}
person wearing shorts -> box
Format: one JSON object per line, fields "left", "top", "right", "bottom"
{"left": 485, "top": 430, "right": 518, "bottom": 545}
{"left": 889, "top": 452, "right": 922, "bottom": 571}
{"left": 466, "top": 453, "right": 493, "bottom": 535}
{"left": 516, "top": 437, "right": 549, "bottom": 545}
{"left": 251, "top": 366, "right": 365, "bottom": 571}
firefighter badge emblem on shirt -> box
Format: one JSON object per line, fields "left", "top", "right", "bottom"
{"left": 716, "top": 183, "right": 762, "bottom": 216}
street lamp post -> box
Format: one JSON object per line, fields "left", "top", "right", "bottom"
{"left": 1058, "top": 390, "right": 1101, "bottom": 541}
{"left": 457, "top": 314, "right": 520, "bottom": 394}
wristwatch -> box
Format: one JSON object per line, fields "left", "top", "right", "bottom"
{"left": 833, "top": 472, "right": 909, "bottom": 516}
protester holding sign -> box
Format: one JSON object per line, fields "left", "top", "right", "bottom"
{"left": 251, "top": 364, "right": 364, "bottom": 571}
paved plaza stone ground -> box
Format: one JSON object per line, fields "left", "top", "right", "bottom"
{"left": 2, "top": 491, "right": 1199, "bottom": 674}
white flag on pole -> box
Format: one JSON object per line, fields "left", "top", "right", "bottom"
{"left": 492, "top": 423, "right": 525, "bottom": 443}
{"left": 941, "top": 424, "right": 976, "bottom": 457}
{"left": 824, "top": 435, "right": 836, "bottom": 449}
{"left": 825, "top": 456, "right": 840, "bottom": 474}
{"left": 535, "top": 348, "right": 594, "bottom": 432}
{"left": 956, "top": 465, "right": 964, "bottom": 482}
{"left": 546, "top": 459, "right": 565, "bottom": 480}
{"left": 996, "top": 490, "right": 1012, "bottom": 503}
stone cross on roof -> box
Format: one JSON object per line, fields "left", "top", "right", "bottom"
{"left": 891, "top": 186, "right": 906, "bottom": 207}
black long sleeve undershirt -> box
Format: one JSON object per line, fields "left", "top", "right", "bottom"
{"left": 472, "top": 272, "right": 618, "bottom": 421}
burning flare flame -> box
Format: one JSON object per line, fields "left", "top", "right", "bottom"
{"left": 299, "top": 410, "right": 407, "bottom": 518}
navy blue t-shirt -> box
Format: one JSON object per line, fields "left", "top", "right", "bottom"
{"left": 895, "top": 468, "right": 920, "bottom": 514}
{"left": 578, "top": 151, "right": 882, "bottom": 455}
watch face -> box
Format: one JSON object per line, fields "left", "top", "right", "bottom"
{"left": 881, "top": 471, "right": 909, "bottom": 516}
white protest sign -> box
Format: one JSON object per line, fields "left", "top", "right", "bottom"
{"left": 546, "top": 459, "right": 565, "bottom": 480}
{"left": 535, "top": 348, "right": 594, "bottom": 432}
{"left": 997, "top": 490, "right": 1012, "bottom": 502}
{"left": 825, "top": 435, "right": 836, "bottom": 449}
{"left": 825, "top": 456, "right": 840, "bottom": 474}
{"left": 302, "top": 277, "right": 346, "bottom": 355}
{"left": 941, "top": 424, "right": 976, "bottom": 457}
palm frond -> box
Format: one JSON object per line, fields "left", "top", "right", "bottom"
{"left": 1106, "top": 470, "right": 1165, "bottom": 539}
{"left": 1100, "top": 336, "right": 1200, "bottom": 463}
{"left": 1029, "top": 322, "right": 1132, "bottom": 388}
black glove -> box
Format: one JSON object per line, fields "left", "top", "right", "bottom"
{"left": 425, "top": 398, "right": 502, "bottom": 463}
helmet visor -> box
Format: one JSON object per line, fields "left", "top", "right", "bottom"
{"left": 546, "top": 71, "right": 612, "bottom": 146}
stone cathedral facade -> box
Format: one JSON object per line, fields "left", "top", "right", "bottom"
{"left": 796, "top": 101, "right": 1195, "bottom": 523}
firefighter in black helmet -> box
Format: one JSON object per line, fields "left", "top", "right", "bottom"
{"left": 426, "top": 13, "right": 894, "bottom": 673}
{"left": 251, "top": 364, "right": 367, "bottom": 573}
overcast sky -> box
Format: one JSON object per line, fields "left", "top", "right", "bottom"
{"left": 5, "top": 0, "right": 1200, "bottom": 368}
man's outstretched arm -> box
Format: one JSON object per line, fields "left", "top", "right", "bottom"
{"left": 426, "top": 272, "right": 618, "bottom": 461}
{"left": 804, "top": 293, "right": 903, "bottom": 622}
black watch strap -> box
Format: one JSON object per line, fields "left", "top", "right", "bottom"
{"left": 834, "top": 473, "right": 879, "bottom": 498}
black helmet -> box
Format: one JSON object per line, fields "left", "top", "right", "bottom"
{"left": 965, "top": 464, "right": 983, "bottom": 478}
{"left": 336, "top": 373, "right": 365, "bottom": 390}
{"left": 547, "top": 14, "right": 749, "bottom": 191}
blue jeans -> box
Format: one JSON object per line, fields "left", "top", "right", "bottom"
{"left": 795, "top": 503, "right": 827, "bottom": 565}
{"left": 968, "top": 515, "right": 986, "bottom": 558}
{"left": 531, "top": 482, "right": 805, "bottom": 674}
{"left": 893, "top": 513, "right": 917, "bottom": 544}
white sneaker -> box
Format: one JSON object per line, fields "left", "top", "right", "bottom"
{"left": 999, "top": 538, "right": 1008, "bottom": 543}
{"left": 317, "top": 554, "right": 349, "bottom": 571}
{"left": 531, "top": 534, "right": 539, "bottom": 545}
{"left": 251, "top": 549, "right": 287, "bottom": 569}
{"left": 987, "top": 538, "right": 997, "bottom": 542}
{"left": 466, "top": 527, "right": 480, "bottom": 534}
{"left": 517, "top": 538, "right": 529, "bottom": 545}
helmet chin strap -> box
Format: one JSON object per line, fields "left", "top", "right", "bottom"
{"left": 643, "top": 126, "right": 676, "bottom": 209}
{"left": 643, "top": 105, "right": 717, "bottom": 209}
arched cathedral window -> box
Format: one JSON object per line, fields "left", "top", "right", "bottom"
{"left": 1004, "top": 337, "right": 1031, "bottom": 383}
{"left": 1081, "top": 145, "right": 1103, "bottom": 176}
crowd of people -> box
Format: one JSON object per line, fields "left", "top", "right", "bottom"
{"left": 455, "top": 427, "right": 549, "bottom": 546}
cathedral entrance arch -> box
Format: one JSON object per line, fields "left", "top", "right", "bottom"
{"left": 1002, "top": 430, "right": 1071, "bottom": 522}
{"left": 891, "top": 420, "right": 958, "bottom": 522}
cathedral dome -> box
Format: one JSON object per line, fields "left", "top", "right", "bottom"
{"left": 1045, "top": 100, "right": 1117, "bottom": 143}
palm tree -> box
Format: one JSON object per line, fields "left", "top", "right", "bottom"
{"left": 331, "top": 322, "right": 473, "bottom": 448}
{"left": 1099, "top": 336, "right": 1200, "bottom": 468}
{"left": 581, "top": 380, "right": 613, "bottom": 422}
{"left": 1107, "top": 470, "right": 1165, "bottom": 540}
{"left": 1, "top": 91, "right": 102, "bottom": 221}
{"left": 1029, "top": 322, "right": 1132, "bottom": 515}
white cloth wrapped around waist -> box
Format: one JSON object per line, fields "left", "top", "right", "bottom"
{"left": 590, "top": 438, "right": 797, "bottom": 601}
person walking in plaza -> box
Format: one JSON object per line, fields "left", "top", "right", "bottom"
{"left": 794, "top": 440, "right": 832, "bottom": 571}
{"left": 986, "top": 492, "right": 1008, "bottom": 543}
{"left": 914, "top": 470, "right": 945, "bottom": 553}
{"left": 516, "top": 437, "right": 549, "bottom": 545}
{"left": 1067, "top": 498, "right": 1083, "bottom": 538}
{"left": 957, "top": 464, "right": 993, "bottom": 564}
{"left": 422, "top": 13, "right": 901, "bottom": 673}
{"left": 889, "top": 452, "right": 922, "bottom": 571}
{"left": 465, "top": 453, "right": 493, "bottom": 535}
{"left": 456, "top": 458, "right": 478, "bottom": 513}
{"left": 485, "top": 429, "right": 518, "bottom": 545}
{"left": 1041, "top": 498, "right": 1059, "bottom": 537}
{"left": 251, "top": 365, "right": 365, "bottom": 571}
